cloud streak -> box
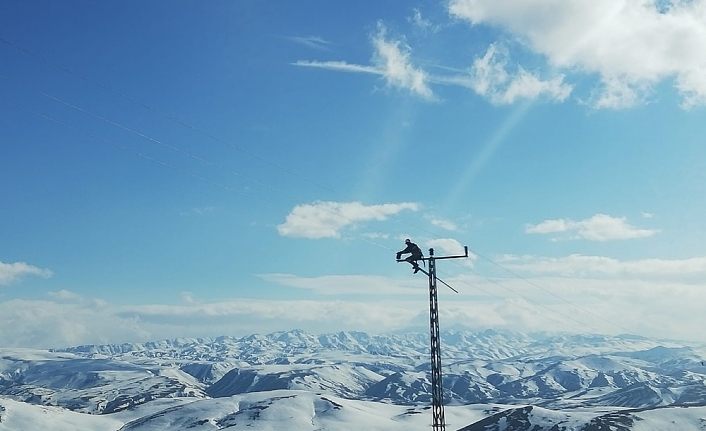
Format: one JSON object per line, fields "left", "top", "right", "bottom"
{"left": 258, "top": 273, "right": 420, "bottom": 295}
{"left": 526, "top": 213, "right": 658, "bottom": 241}
{"left": 286, "top": 35, "right": 332, "bottom": 51}
{"left": 294, "top": 24, "right": 434, "bottom": 99}
{"left": 293, "top": 60, "right": 379, "bottom": 75}
{"left": 372, "top": 24, "right": 435, "bottom": 99}
{"left": 296, "top": 42, "right": 572, "bottom": 105}
{"left": 500, "top": 253, "right": 706, "bottom": 278}
{"left": 435, "top": 43, "right": 572, "bottom": 105}
{"left": 427, "top": 216, "right": 459, "bottom": 231}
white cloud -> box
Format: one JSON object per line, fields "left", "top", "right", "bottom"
{"left": 0, "top": 298, "right": 148, "bottom": 348}
{"left": 500, "top": 253, "right": 706, "bottom": 279}
{"left": 0, "top": 261, "right": 53, "bottom": 286}
{"left": 408, "top": 8, "right": 440, "bottom": 33}
{"left": 427, "top": 238, "right": 477, "bottom": 267}
{"left": 180, "top": 291, "right": 197, "bottom": 304}
{"left": 459, "top": 43, "right": 572, "bottom": 105}
{"left": 525, "top": 213, "right": 658, "bottom": 241}
{"left": 427, "top": 216, "right": 458, "bottom": 231}
{"left": 48, "top": 289, "right": 83, "bottom": 301}
{"left": 590, "top": 76, "right": 649, "bottom": 109}
{"left": 0, "top": 295, "right": 427, "bottom": 348}
{"left": 362, "top": 232, "right": 390, "bottom": 240}
{"left": 294, "top": 24, "right": 434, "bottom": 100}
{"left": 427, "top": 238, "right": 465, "bottom": 255}
{"left": 3, "top": 266, "right": 706, "bottom": 347}
{"left": 371, "top": 23, "right": 435, "bottom": 99}
{"left": 293, "top": 60, "right": 379, "bottom": 75}
{"left": 277, "top": 201, "right": 419, "bottom": 239}
{"left": 447, "top": 272, "right": 706, "bottom": 340}
{"left": 449, "top": 0, "right": 706, "bottom": 109}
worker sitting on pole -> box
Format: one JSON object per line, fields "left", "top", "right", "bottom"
{"left": 396, "top": 238, "right": 424, "bottom": 273}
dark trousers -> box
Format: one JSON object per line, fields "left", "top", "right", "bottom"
{"left": 405, "top": 255, "right": 421, "bottom": 268}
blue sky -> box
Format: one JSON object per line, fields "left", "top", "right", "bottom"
{"left": 2, "top": 1, "right": 706, "bottom": 347}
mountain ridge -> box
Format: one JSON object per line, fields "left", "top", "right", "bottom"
{"left": 1, "top": 329, "right": 705, "bottom": 430}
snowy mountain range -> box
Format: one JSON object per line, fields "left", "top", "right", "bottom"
{"left": 1, "top": 329, "right": 706, "bottom": 430}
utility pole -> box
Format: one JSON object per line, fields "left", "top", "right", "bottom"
{"left": 398, "top": 245, "right": 469, "bottom": 431}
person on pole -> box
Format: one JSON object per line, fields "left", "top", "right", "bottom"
{"left": 397, "top": 238, "right": 424, "bottom": 273}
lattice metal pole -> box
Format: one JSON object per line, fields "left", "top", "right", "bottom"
{"left": 396, "top": 244, "right": 468, "bottom": 431}
{"left": 427, "top": 248, "right": 446, "bottom": 431}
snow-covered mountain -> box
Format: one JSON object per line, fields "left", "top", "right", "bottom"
{"left": 1, "top": 329, "right": 705, "bottom": 430}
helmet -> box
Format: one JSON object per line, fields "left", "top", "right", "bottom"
{"left": 405, "top": 238, "right": 411, "bottom": 244}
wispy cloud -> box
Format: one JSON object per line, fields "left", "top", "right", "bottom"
{"left": 4, "top": 271, "right": 706, "bottom": 348}
{"left": 500, "top": 254, "right": 706, "bottom": 278}
{"left": 590, "top": 77, "right": 650, "bottom": 110}
{"left": 435, "top": 43, "right": 572, "bottom": 105}
{"left": 294, "top": 24, "right": 435, "bottom": 100}
{"left": 285, "top": 35, "right": 332, "bottom": 51}
{"left": 449, "top": 0, "right": 706, "bottom": 109}
{"left": 293, "top": 60, "right": 379, "bottom": 75}
{"left": 258, "top": 273, "right": 419, "bottom": 295}
{"left": 38, "top": 295, "right": 429, "bottom": 347}
{"left": 525, "top": 213, "right": 658, "bottom": 241}
{"left": 0, "top": 261, "right": 53, "bottom": 286}
{"left": 427, "top": 238, "right": 465, "bottom": 256}
{"left": 277, "top": 201, "right": 419, "bottom": 239}
{"left": 362, "top": 232, "right": 390, "bottom": 240}
{"left": 0, "top": 296, "right": 148, "bottom": 348}
{"left": 295, "top": 28, "right": 570, "bottom": 105}
{"left": 180, "top": 206, "right": 216, "bottom": 216}
{"left": 427, "top": 216, "right": 458, "bottom": 231}
{"left": 408, "top": 8, "right": 440, "bottom": 33}
{"left": 48, "top": 289, "right": 83, "bottom": 301}
{"left": 427, "top": 238, "right": 476, "bottom": 267}
{"left": 372, "top": 23, "right": 435, "bottom": 99}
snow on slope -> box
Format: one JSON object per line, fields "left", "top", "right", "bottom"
{"left": 2, "top": 330, "right": 706, "bottom": 430}
{"left": 207, "top": 363, "right": 384, "bottom": 399}
{"left": 458, "top": 405, "right": 604, "bottom": 431}
{"left": 0, "top": 397, "right": 122, "bottom": 431}
{"left": 456, "top": 403, "right": 706, "bottom": 431}
{"left": 631, "top": 405, "right": 706, "bottom": 431}
{"left": 118, "top": 390, "right": 489, "bottom": 431}
{"left": 0, "top": 349, "right": 206, "bottom": 414}
{"left": 5, "top": 392, "right": 706, "bottom": 431}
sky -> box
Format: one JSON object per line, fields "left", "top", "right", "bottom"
{"left": 1, "top": 0, "right": 706, "bottom": 348}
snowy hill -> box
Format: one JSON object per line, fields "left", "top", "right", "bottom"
{"left": 1, "top": 329, "right": 706, "bottom": 430}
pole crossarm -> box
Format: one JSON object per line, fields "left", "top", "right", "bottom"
{"left": 396, "top": 246, "right": 470, "bottom": 262}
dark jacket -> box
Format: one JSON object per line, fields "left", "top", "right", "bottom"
{"left": 398, "top": 242, "right": 423, "bottom": 259}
